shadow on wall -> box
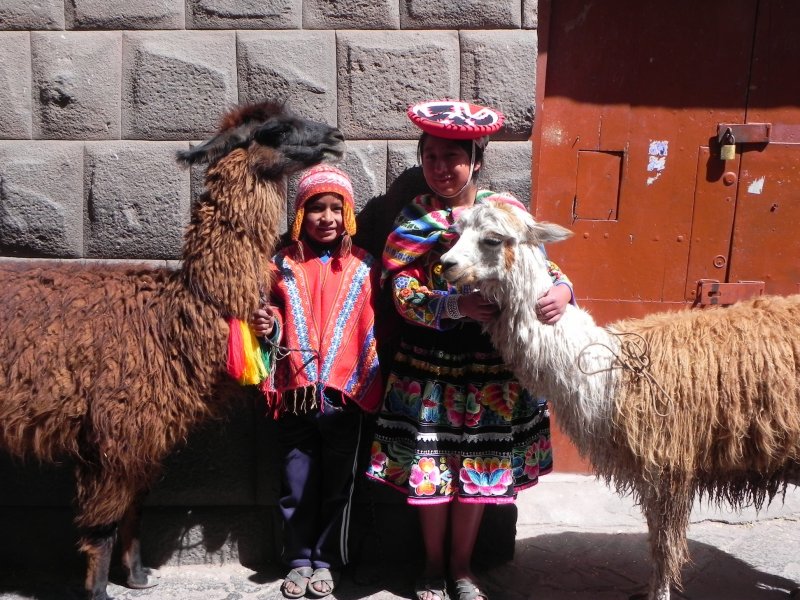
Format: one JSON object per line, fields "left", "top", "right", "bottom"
{"left": 0, "top": 393, "right": 281, "bottom": 573}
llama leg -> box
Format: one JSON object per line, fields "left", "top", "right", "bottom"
{"left": 118, "top": 496, "right": 159, "bottom": 589}
{"left": 75, "top": 463, "right": 141, "bottom": 600}
{"left": 79, "top": 524, "right": 116, "bottom": 600}
{"left": 637, "top": 483, "right": 693, "bottom": 600}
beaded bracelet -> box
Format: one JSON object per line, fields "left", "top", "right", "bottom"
{"left": 445, "top": 294, "right": 463, "bottom": 320}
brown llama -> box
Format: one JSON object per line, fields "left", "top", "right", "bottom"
{"left": 439, "top": 201, "right": 800, "bottom": 600}
{"left": 0, "top": 101, "right": 345, "bottom": 600}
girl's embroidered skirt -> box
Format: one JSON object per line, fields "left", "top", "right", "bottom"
{"left": 367, "top": 322, "right": 552, "bottom": 505}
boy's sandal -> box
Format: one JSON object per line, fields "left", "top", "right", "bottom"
{"left": 453, "top": 578, "right": 489, "bottom": 600}
{"left": 415, "top": 577, "right": 449, "bottom": 600}
{"left": 307, "top": 567, "right": 339, "bottom": 598}
{"left": 281, "top": 566, "right": 313, "bottom": 599}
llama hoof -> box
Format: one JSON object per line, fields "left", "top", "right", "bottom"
{"left": 127, "top": 568, "right": 160, "bottom": 589}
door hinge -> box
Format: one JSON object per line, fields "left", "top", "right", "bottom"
{"left": 694, "top": 279, "right": 765, "bottom": 307}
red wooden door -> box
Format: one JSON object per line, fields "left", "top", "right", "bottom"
{"left": 534, "top": 0, "right": 800, "bottom": 472}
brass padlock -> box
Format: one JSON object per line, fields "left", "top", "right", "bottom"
{"left": 720, "top": 129, "right": 736, "bottom": 161}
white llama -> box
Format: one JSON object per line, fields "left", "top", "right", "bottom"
{"left": 439, "top": 201, "right": 800, "bottom": 600}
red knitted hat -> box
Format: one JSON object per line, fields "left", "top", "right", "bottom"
{"left": 292, "top": 164, "right": 356, "bottom": 241}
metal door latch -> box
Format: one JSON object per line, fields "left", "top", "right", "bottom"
{"left": 694, "top": 279, "right": 765, "bottom": 306}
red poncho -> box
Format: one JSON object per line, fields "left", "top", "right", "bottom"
{"left": 261, "top": 241, "right": 383, "bottom": 417}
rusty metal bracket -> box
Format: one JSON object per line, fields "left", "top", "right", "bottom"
{"left": 695, "top": 279, "right": 765, "bottom": 306}
{"left": 716, "top": 123, "right": 772, "bottom": 145}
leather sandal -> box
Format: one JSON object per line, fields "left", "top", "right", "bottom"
{"left": 453, "top": 578, "right": 488, "bottom": 600}
{"left": 281, "top": 566, "right": 313, "bottom": 599}
{"left": 415, "top": 577, "right": 449, "bottom": 600}
{"left": 307, "top": 567, "right": 339, "bottom": 598}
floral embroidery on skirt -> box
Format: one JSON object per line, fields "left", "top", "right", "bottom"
{"left": 367, "top": 323, "right": 552, "bottom": 504}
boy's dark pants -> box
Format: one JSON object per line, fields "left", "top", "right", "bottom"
{"left": 277, "top": 402, "right": 363, "bottom": 570}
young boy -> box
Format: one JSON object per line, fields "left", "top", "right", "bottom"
{"left": 252, "top": 164, "right": 382, "bottom": 599}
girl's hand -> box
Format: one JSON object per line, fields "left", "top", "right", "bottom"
{"left": 251, "top": 306, "right": 276, "bottom": 338}
{"left": 536, "top": 285, "right": 572, "bottom": 324}
{"left": 458, "top": 291, "right": 500, "bottom": 322}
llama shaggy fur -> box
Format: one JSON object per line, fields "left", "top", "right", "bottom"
{"left": 0, "top": 101, "right": 344, "bottom": 600}
{"left": 439, "top": 201, "right": 800, "bottom": 600}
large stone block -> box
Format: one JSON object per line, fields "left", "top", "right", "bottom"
{"left": 303, "top": 0, "right": 399, "bottom": 30}
{"left": 338, "top": 140, "right": 387, "bottom": 211}
{"left": 0, "top": 141, "right": 84, "bottom": 257}
{"left": 84, "top": 141, "right": 190, "bottom": 259}
{"left": 460, "top": 30, "right": 538, "bottom": 140}
{"left": 523, "top": 0, "right": 538, "bottom": 29}
{"left": 122, "top": 32, "right": 238, "bottom": 140}
{"left": 31, "top": 32, "right": 121, "bottom": 140}
{"left": 387, "top": 140, "right": 418, "bottom": 185}
{"left": 0, "top": 32, "right": 31, "bottom": 139}
{"left": 284, "top": 140, "right": 385, "bottom": 228}
{"left": 237, "top": 31, "right": 337, "bottom": 123}
{"left": 66, "top": 0, "right": 184, "bottom": 29}
{"left": 479, "top": 140, "right": 533, "bottom": 206}
{"left": 140, "top": 507, "right": 277, "bottom": 566}
{"left": 0, "top": 0, "right": 64, "bottom": 30}
{"left": 400, "top": 0, "right": 520, "bottom": 29}
{"left": 255, "top": 411, "right": 282, "bottom": 506}
{"left": 148, "top": 403, "right": 259, "bottom": 506}
{"left": 0, "top": 455, "right": 75, "bottom": 506}
{"left": 337, "top": 31, "right": 459, "bottom": 140}
{"left": 0, "top": 508, "right": 83, "bottom": 570}
{"left": 186, "top": 0, "right": 300, "bottom": 29}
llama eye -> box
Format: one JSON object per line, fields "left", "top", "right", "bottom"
{"left": 481, "top": 238, "right": 503, "bottom": 247}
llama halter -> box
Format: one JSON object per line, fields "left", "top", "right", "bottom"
{"left": 577, "top": 330, "right": 674, "bottom": 416}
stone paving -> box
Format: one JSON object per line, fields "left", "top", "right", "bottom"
{"left": 2, "top": 474, "right": 799, "bottom": 600}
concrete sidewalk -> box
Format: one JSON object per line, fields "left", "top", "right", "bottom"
{"left": 2, "top": 474, "right": 799, "bottom": 600}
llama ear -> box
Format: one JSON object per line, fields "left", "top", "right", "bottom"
{"left": 525, "top": 220, "right": 573, "bottom": 245}
{"left": 175, "top": 124, "right": 255, "bottom": 166}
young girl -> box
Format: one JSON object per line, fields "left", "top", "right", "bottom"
{"left": 367, "top": 100, "right": 574, "bottom": 600}
{"left": 252, "top": 164, "right": 382, "bottom": 599}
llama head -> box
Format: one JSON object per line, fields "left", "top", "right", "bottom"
{"left": 175, "top": 101, "right": 345, "bottom": 177}
{"left": 440, "top": 202, "right": 572, "bottom": 291}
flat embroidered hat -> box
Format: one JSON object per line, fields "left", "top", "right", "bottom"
{"left": 407, "top": 100, "right": 505, "bottom": 140}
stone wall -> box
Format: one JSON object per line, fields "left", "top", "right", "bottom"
{"left": 0, "top": 0, "right": 537, "bottom": 572}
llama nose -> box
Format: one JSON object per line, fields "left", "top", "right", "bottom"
{"left": 439, "top": 258, "right": 456, "bottom": 271}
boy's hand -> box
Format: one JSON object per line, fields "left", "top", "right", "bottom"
{"left": 252, "top": 306, "right": 276, "bottom": 338}
{"left": 536, "top": 285, "right": 572, "bottom": 325}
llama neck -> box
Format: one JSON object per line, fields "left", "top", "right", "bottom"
{"left": 180, "top": 156, "right": 285, "bottom": 320}
{"left": 482, "top": 245, "right": 620, "bottom": 446}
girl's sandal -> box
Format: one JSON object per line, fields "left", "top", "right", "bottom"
{"left": 453, "top": 578, "right": 488, "bottom": 600}
{"left": 415, "top": 577, "right": 449, "bottom": 600}
{"left": 307, "top": 567, "right": 339, "bottom": 598}
{"left": 281, "top": 566, "right": 313, "bottom": 599}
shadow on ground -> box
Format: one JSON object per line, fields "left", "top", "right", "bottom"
{"left": 482, "top": 531, "right": 798, "bottom": 600}
{"left": 1, "top": 531, "right": 797, "bottom": 600}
